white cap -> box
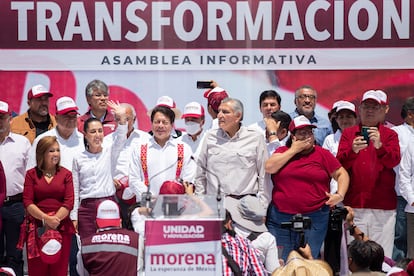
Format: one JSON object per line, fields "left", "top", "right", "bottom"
{"left": 182, "top": 102, "right": 205, "bottom": 119}
{"left": 334, "top": 100, "right": 356, "bottom": 113}
{"left": 0, "top": 101, "right": 9, "bottom": 114}
{"left": 27, "top": 84, "right": 53, "bottom": 100}
{"left": 289, "top": 115, "right": 316, "bottom": 132}
{"left": 147, "top": 95, "right": 182, "bottom": 118}
{"left": 56, "top": 96, "right": 79, "bottom": 115}
{"left": 96, "top": 200, "right": 120, "bottom": 228}
{"left": 362, "top": 90, "right": 388, "bottom": 105}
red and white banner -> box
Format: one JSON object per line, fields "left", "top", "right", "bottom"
{"left": 0, "top": 0, "right": 413, "bottom": 128}
{"left": 145, "top": 219, "right": 222, "bottom": 275}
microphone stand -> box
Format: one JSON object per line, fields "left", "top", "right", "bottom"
{"left": 141, "top": 156, "right": 181, "bottom": 212}
{"left": 191, "top": 156, "right": 223, "bottom": 218}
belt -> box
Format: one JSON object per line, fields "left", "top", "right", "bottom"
{"left": 4, "top": 193, "right": 23, "bottom": 205}
{"left": 80, "top": 196, "right": 115, "bottom": 207}
{"left": 227, "top": 194, "right": 256, "bottom": 200}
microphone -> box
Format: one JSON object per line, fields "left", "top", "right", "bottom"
{"left": 140, "top": 156, "right": 182, "bottom": 208}
{"left": 190, "top": 156, "right": 223, "bottom": 217}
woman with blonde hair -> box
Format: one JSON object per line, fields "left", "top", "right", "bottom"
{"left": 19, "top": 136, "right": 75, "bottom": 275}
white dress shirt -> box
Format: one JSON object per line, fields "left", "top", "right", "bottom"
{"left": 249, "top": 120, "right": 288, "bottom": 155}
{"left": 106, "top": 128, "right": 151, "bottom": 179}
{"left": 128, "top": 136, "right": 196, "bottom": 201}
{"left": 322, "top": 129, "right": 343, "bottom": 193}
{"left": 399, "top": 142, "right": 414, "bottom": 213}
{"left": 72, "top": 124, "right": 127, "bottom": 220}
{"left": 0, "top": 132, "right": 31, "bottom": 196}
{"left": 180, "top": 130, "right": 206, "bottom": 160}
{"left": 392, "top": 123, "right": 414, "bottom": 196}
{"left": 27, "top": 127, "right": 85, "bottom": 171}
{"left": 234, "top": 224, "right": 280, "bottom": 274}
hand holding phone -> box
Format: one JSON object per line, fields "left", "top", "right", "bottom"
{"left": 196, "top": 81, "right": 213, "bottom": 89}
{"left": 361, "top": 126, "right": 370, "bottom": 145}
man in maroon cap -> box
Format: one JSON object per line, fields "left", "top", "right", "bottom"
{"left": 203, "top": 86, "right": 229, "bottom": 130}
{"left": 11, "top": 84, "right": 56, "bottom": 144}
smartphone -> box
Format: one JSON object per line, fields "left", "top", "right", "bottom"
{"left": 361, "top": 126, "right": 370, "bottom": 144}
{"left": 196, "top": 81, "right": 212, "bottom": 89}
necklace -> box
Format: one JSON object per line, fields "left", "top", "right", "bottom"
{"left": 43, "top": 171, "right": 55, "bottom": 178}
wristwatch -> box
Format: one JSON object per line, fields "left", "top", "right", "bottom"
{"left": 268, "top": 131, "right": 277, "bottom": 136}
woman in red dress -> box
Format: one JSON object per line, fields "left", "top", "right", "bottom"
{"left": 21, "top": 136, "right": 75, "bottom": 276}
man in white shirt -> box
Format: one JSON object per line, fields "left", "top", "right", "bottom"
{"left": 27, "top": 96, "right": 84, "bottom": 172}
{"left": 109, "top": 103, "right": 150, "bottom": 226}
{"left": 0, "top": 101, "right": 31, "bottom": 276}
{"left": 26, "top": 96, "right": 85, "bottom": 276}
{"left": 392, "top": 97, "right": 414, "bottom": 261}
{"left": 128, "top": 105, "right": 196, "bottom": 204}
{"left": 180, "top": 102, "right": 206, "bottom": 158}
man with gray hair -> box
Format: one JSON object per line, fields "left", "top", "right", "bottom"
{"left": 77, "top": 79, "right": 117, "bottom": 136}
{"left": 195, "top": 97, "right": 271, "bottom": 207}
{"left": 290, "top": 85, "right": 332, "bottom": 146}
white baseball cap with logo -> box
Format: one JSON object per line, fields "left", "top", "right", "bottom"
{"left": 289, "top": 115, "right": 316, "bottom": 133}
{"left": 96, "top": 200, "right": 120, "bottom": 228}
{"left": 27, "top": 84, "right": 53, "bottom": 100}
{"left": 181, "top": 102, "right": 205, "bottom": 119}
{"left": 334, "top": 100, "right": 356, "bottom": 113}
{"left": 361, "top": 90, "right": 388, "bottom": 105}
{"left": 56, "top": 96, "right": 79, "bottom": 115}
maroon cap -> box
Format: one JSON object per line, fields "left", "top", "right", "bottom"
{"left": 203, "top": 87, "right": 228, "bottom": 112}
{"left": 159, "top": 180, "right": 185, "bottom": 195}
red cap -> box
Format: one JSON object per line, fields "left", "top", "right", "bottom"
{"left": 115, "top": 176, "right": 136, "bottom": 205}
{"left": 39, "top": 229, "right": 62, "bottom": 264}
{"left": 27, "top": 84, "right": 53, "bottom": 100}
{"left": 159, "top": 180, "right": 185, "bottom": 195}
{"left": 203, "top": 87, "right": 228, "bottom": 112}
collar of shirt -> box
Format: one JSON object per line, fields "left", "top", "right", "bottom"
{"left": 90, "top": 110, "right": 107, "bottom": 122}
{"left": 218, "top": 125, "right": 244, "bottom": 140}
{"left": 149, "top": 135, "right": 177, "bottom": 149}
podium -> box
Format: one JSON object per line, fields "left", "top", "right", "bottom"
{"left": 145, "top": 195, "right": 224, "bottom": 276}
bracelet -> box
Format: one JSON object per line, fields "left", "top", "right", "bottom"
{"left": 268, "top": 131, "right": 277, "bottom": 136}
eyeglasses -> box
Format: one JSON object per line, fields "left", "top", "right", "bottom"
{"left": 296, "top": 94, "right": 316, "bottom": 100}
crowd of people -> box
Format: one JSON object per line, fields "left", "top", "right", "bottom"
{"left": 0, "top": 79, "right": 413, "bottom": 276}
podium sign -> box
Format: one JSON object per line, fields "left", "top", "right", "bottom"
{"left": 145, "top": 219, "right": 222, "bottom": 275}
